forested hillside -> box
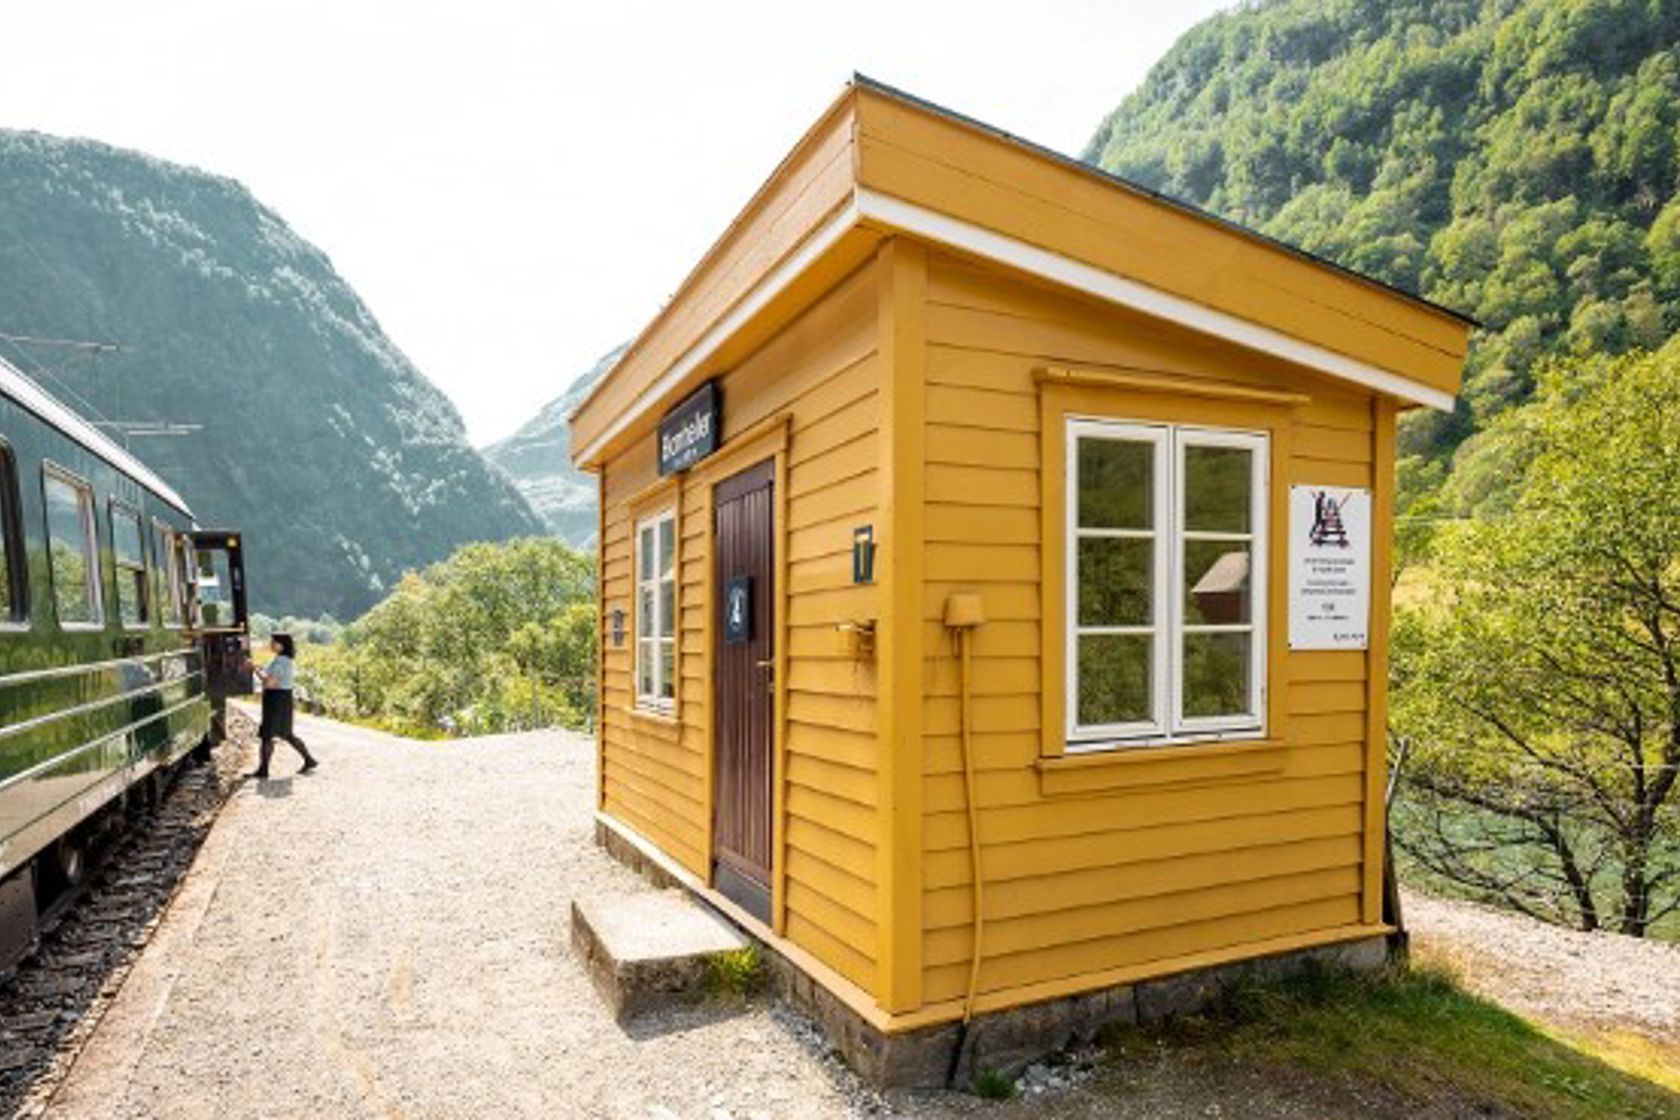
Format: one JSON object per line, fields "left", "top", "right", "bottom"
{"left": 1085, "top": 0, "right": 1680, "bottom": 474}
{"left": 0, "top": 130, "right": 544, "bottom": 618}
{"left": 1084, "top": 0, "right": 1680, "bottom": 938}
{"left": 484, "top": 345, "right": 623, "bottom": 548}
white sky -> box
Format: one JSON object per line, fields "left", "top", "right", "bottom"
{"left": 0, "top": 0, "right": 1231, "bottom": 445}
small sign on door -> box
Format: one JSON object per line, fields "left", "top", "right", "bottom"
{"left": 724, "top": 575, "right": 753, "bottom": 644}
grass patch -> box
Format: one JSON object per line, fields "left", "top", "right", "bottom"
{"left": 1555, "top": 1029, "right": 1680, "bottom": 1096}
{"left": 702, "top": 946, "right": 765, "bottom": 999}
{"left": 971, "top": 1068, "right": 1015, "bottom": 1100}
{"left": 1109, "top": 962, "right": 1678, "bottom": 1120}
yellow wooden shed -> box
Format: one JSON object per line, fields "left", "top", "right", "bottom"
{"left": 569, "top": 76, "right": 1472, "bottom": 1083}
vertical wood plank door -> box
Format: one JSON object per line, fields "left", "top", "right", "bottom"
{"left": 712, "top": 458, "right": 776, "bottom": 922}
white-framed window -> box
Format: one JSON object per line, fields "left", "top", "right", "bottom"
{"left": 110, "top": 500, "right": 149, "bottom": 628}
{"left": 635, "top": 510, "right": 677, "bottom": 710}
{"left": 1066, "top": 418, "right": 1268, "bottom": 748}
{"left": 43, "top": 464, "right": 104, "bottom": 629}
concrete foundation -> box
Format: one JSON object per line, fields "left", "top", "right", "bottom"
{"left": 593, "top": 817, "right": 1389, "bottom": 1089}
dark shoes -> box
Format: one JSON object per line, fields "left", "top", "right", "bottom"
{"left": 246, "top": 770, "right": 269, "bottom": 781}
{"left": 300, "top": 758, "right": 319, "bottom": 774}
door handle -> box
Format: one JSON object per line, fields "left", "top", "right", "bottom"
{"left": 754, "top": 659, "right": 775, "bottom": 670}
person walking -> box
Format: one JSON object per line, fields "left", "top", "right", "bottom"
{"left": 249, "top": 632, "right": 318, "bottom": 779}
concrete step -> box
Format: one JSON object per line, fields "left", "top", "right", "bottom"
{"left": 570, "top": 890, "right": 752, "bottom": 1023}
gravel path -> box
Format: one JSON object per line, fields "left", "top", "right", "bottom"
{"left": 38, "top": 710, "right": 1669, "bottom": 1119}
{"left": 1403, "top": 889, "right": 1680, "bottom": 1042}
{"left": 41, "top": 712, "right": 878, "bottom": 1120}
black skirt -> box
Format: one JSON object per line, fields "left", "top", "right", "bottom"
{"left": 259, "top": 688, "right": 295, "bottom": 740}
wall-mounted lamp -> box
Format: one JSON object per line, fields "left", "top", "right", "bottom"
{"left": 852, "top": 525, "right": 876, "bottom": 584}
{"left": 610, "top": 608, "right": 626, "bottom": 647}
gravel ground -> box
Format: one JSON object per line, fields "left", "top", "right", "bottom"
{"left": 42, "top": 713, "right": 874, "bottom": 1120}
{"left": 1, "top": 714, "right": 254, "bottom": 1119}
{"left": 1403, "top": 889, "right": 1680, "bottom": 1042}
{"left": 36, "top": 711, "right": 1671, "bottom": 1119}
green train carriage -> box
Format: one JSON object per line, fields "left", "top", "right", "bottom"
{"left": 0, "top": 355, "right": 249, "bottom": 969}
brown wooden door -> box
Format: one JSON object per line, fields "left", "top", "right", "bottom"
{"left": 712, "top": 459, "right": 775, "bottom": 921}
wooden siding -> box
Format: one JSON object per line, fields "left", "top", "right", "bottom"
{"left": 915, "top": 251, "right": 1383, "bottom": 1007}
{"left": 597, "top": 263, "right": 885, "bottom": 996}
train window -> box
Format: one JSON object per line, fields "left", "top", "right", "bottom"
{"left": 0, "top": 444, "right": 25, "bottom": 626}
{"left": 43, "top": 465, "right": 103, "bottom": 628}
{"left": 110, "top": 501, "right": 149, "bottom": 628}
{"left": 153, "top": 520, "right": 184, "bottom": 628}
{"left": 194, "top": 545, "right": 236, "bottom": 629}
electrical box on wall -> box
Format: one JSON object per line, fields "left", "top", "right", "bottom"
{"left": 837, "top": 619, "right": 875, "bottom": 659}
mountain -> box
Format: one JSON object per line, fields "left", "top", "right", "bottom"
{"left": 0, "top": 130, "right": 545, "bottom": 619}
{"left": 1084, "top": 0, "right": 1680, "bottom": 469}
{"left": 484, "top": 345, "right": 622, "bottom": 548}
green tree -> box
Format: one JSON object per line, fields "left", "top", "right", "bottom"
{"left": 298, "top": 538, "right": 597, "bottom": 737}
{"left": 1391, "top": 344, "right": 1680, "bottom": 936}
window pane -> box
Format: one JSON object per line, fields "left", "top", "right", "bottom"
{"left": 658, "top": 518, "right": 675, "bottom": 577}
{"left": 153, "top": 528, "right": 175, "bottom": 624}
{"left": 119, "top": 571, "right": 146, "bottom": 626}
{"left": 1076, "top": 633, "right": 1152, "bottom": 727}
{"left": 658, "top": 578, "right": 675, "bottom": 640}
{"left": 1184, "top": 444, "right": 1253, "bottom": 533}
{"left": 174, "top": 540, "right": 192, "bottom": 623}
{"left": 195, "top": 548, "right": 234, "bottom": 628}
{"left": 159, "top": 531, "right": 183, "bottom": 626}
{"left": 1184, "top": 542, "right": 1251, "bottom": 625}
{"left": 660, "top": 641, "right": 675, "bottom": 700}
{"left": 1077, "top": 438, "right": 1153, "bottom": 530}
{"left": 113, "top": 509, "right": 146, "bottom": 625}
{"left": 112, "top": 510, "right": 142, "bottom": 565}
{"left": 1182, "top": 631, "right": 1252, "bottom": 719}
{"left": 45, "top": 476, "right": 96, "bottom": 624}
{"left": 639, "top": 526, "right": 654, "bottom": 581}
{"left": 638, "top": 586, "right": 654, "bottom": 638}
{"left": 1077, "top": 537, "right": 1152, "bottom": 626}
{"left": 637, "top": 639, "right": 655, "bottom": 695}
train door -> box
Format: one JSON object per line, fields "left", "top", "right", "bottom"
{"left": 191, "top": 530, "right": 252, "bottom": 742}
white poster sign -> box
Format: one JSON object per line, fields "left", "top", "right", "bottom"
{"left": 1288, "top": 486, "right": 1372, "bottom": 650}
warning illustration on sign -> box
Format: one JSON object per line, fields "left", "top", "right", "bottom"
{"left": 1289, "top": 486, "right": 1371, "bottom": 650}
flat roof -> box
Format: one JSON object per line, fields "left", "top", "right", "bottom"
{"left": 853, "top": 74, "right": 1477, "bottom": 328}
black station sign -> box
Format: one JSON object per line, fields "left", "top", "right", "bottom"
{"left": 658, "top": 380, "right": 720, "bottom": 475}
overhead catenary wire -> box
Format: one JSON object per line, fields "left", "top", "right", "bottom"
{"left": 0, "top": 328, "right": 202, "bottom": 449}
{"left": 0, "top": 332, "right": 124, "bottom": 353}
{"left": 0, "top": 334, "right": 113, "bottom": 429}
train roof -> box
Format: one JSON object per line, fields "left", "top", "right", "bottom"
{"left": 0, "top": 354, "right": 192, "bottom": 516}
